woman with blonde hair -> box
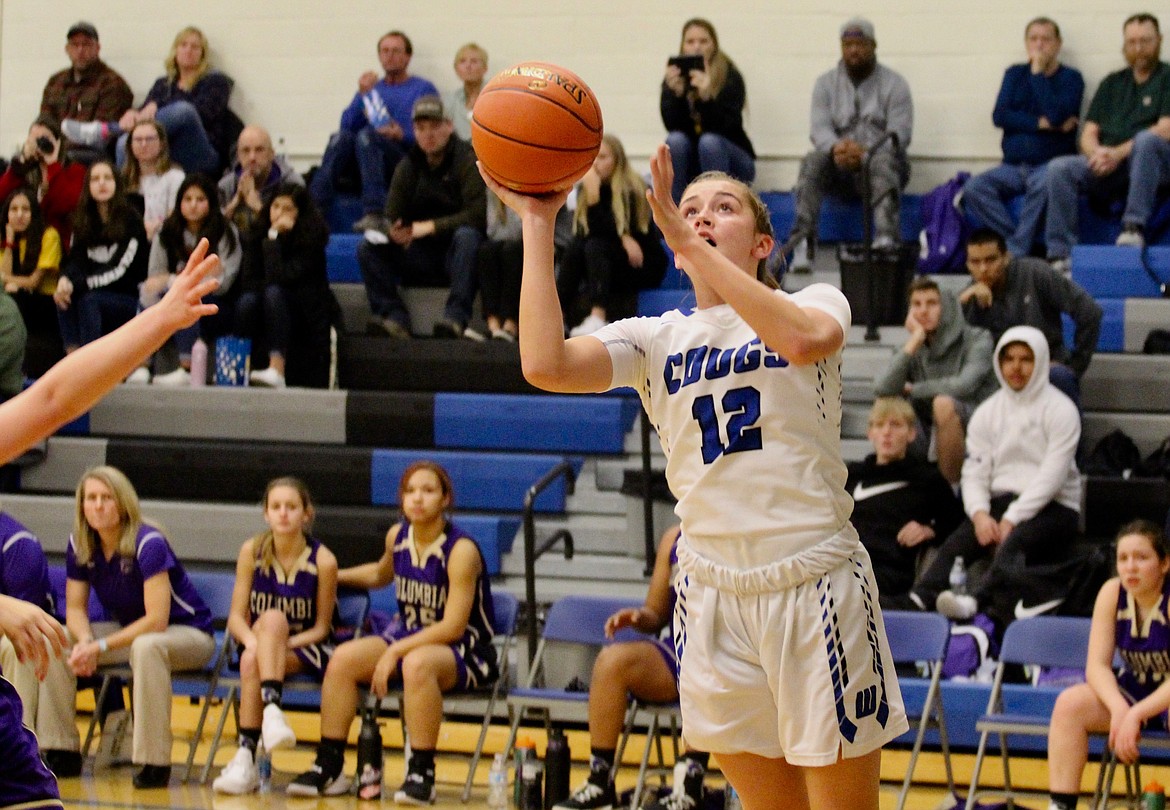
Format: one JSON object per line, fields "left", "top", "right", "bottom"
{"left": 445, "top": 42, "right": 488, "bottom": 141}
{"left": 106, "top": 25, "right": 237, "bottom": 175}
{"left": 64, "top": 465, "right": 215, "bottom": 789}
{"left": 213, "top": 477, "right": 338, "bottom": 795}
{"left": 660, "top": 18, "right": 756, "bottom": 201}
{"left": 557, "top": 134, "right": 666, "bottom": 336}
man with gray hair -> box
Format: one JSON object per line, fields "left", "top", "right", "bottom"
{"left": 783, "top": 17, "right": 914, "bottom": 269}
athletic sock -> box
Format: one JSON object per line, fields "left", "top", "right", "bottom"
{"left": 317, "top": 737, "right": 347, "bottom": 777}
{"left": 238, "top": 727, "right": 260, "bottom": 753}
{"left": 409, "top": 747, "right": 436, "bottom": 776}
{"left": 1048, "top": 792, "right": 1078, "bottom": 810}
{"left": 682, "top": 751, "right": 709, "bottom": 771}
{"left": 260, "top": 679, "right": 283, "bottom": 706}
{"left": 587, "top": 749, "right": 614, "bottom": 784}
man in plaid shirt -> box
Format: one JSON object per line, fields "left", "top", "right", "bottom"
{"left": 39, "top": 22, "right": 132, "bottom": 156}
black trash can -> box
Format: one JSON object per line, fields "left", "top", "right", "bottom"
{"left": 836, "top": 242, "right": 920, "bottom": 326}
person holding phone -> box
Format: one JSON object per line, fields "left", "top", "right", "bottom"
{"left": 660, "top": 18, "right": 756, "bottom": 202}
{"left": 0, "top": 118, "right": 86, "bottom": 250}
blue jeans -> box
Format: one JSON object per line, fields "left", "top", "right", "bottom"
{"left": 962, "top": 163, "right": 1049, "bottom": 256}
{"left": 665, "top": 131, "right": 756, "bottom": 202}
{"left": 357, "top": 225, "right": 483, "bottom": 327}
{"left": 1045, "top": 131, "right": 1170, "bottom": 258}
{"left": 309, "top": 127, "right": 408, "bottom": 215}
{"left": 116, "top": 101, "right": 220, "bottom": 175}
{"left": 58, "top": 289, "right": 137, "bottom": 349}
{"left": 234, "top": 285, "right": 291, "bottom": 357}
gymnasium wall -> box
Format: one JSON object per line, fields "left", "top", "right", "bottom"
{"left": 0, "top": 0, "right": 1141, "bottom": 192}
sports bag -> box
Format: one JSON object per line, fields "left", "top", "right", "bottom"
{"left": 917, "top": 172, "right": 971, "bottom": 274}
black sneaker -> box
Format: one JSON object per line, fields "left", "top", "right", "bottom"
{"left": 646, "top": 759, "right": 704, "bottom": 810}
{"left": 394, "top": 770, "right": 436, "bottom": 805}
{"left": 432, "top": 319, "right": 464, "bottom": 339}
{"left": 43, "top": 749, "right": 83, "bottom": 778}
{"left": 554, "top": 777, "right": 616, "bottom": 810}
{"left": 132, "top": 764, "right": 171, "bottom": 789}
{"left": 287, "top": 763, "right": 352, "bottom": 797}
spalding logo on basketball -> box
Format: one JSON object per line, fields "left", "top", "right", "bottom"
{"left": 471, "top": 62, "right": 603, "bottom": 194}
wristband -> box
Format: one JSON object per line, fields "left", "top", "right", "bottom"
{"left": 97, "top": 638, "right": 108, "bottom": 653}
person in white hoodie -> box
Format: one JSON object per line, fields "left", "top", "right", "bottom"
{"left": 906, "top": 325, "right": 1082, "bottom": 620}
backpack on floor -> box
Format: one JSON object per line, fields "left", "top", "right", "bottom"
{"left": 917, "top": 172, "right": 971, "bottom": 274}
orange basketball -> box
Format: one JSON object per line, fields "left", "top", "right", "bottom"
{"left": 472, "top": 62, "right": 604, "bottom": 194}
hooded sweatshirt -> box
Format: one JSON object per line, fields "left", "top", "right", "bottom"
{"left": 960, "top": 325, "right": 1082, "bottom": 526}
{"left": 874, "top": 290, "right": 998, "bottom": 408}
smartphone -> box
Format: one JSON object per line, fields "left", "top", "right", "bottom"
{"left": 668, "top": 55, "right": 704, "bottom": 74}
{"left": 35, "top": 135, "right": 55, "bottom": 155}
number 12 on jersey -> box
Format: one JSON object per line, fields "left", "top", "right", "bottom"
{"left": 691, "top": 386, "right": 763, "bottom": 464}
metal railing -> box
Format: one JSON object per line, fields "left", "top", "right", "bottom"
{"left": 521, "top": 460, "right": 577, "bottom": 663}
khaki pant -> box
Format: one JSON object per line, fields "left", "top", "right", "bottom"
{"left": 0, "top": 635, "right": 80, "bottom": 752}
{"left": 90, "top": 622, "right": 215, "bottom": 766}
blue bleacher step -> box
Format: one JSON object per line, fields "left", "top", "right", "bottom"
{"left": 434, "top": 393, "right": 639, "bottom": 454}
{"left": 1071, "top": 245, "right": 1170, "bottom": 298}
{"left": 326, "top": 233, "right": 364, "bottom": 283}
{"left": 370, "top": 449, "right": 582, "bottom": 513}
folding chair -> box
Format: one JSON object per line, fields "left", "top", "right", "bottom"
{"left": 503, "top": 595, "right": 646, "bottom": 759}
{"left": 1095, "top": 730, "right": 1170, "bottom": 810}
{"left": 882, "top": 610, "right": 953, "bottom": 810}
{"left": 379, "top": 590, "right": 520, "bottom": 802}
{"left": 965, "top": 616, "right": 1093, "bottom": 810}
{"left": 176, "top": 570, "right": 237, "bottom": 782}
{"left": 200, "top": 586, "right": 370, "bottom": 783}
{"left": 615, "top": 697, "right": 682, "bottom": 809}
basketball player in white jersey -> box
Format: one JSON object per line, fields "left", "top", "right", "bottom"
{"left": 481, "top": 146, "right": 907, "bottom": 810}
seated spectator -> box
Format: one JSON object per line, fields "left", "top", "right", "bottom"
{"left": 0, "top": 188, "right": 65, "bottom": 376}
{"left": 909, "top": 326, "right": 1082, "bottom": 622}
{"left": 478, "top": 191, "right": 522, "bottom": 341}
{"left": 213, "top": 477, "right": 338, "bottom": 796}
{"left": 121, "top": 121, "right": 184, "bottom": 240}
{"left": 357, "top": 96, "right": 485, "bottom": 340}
{"left": 846, "top": 398, "right": 963, "bottom": 611}
{"left": 236, "top": 182, "right": 337, "bottom": 389}
{"left": 962, "top": 17, "right": 1084, "bottom": 258}
{"left": 288, "top": 461, "right": 497, "bottom": 801}
{"left": 558, "top": 134, "right": 667, "bottom": 336}
{"left": 0, "top": 290, "right": 25, "bottom": 405}
{"left": 874, "top": 277, "right": 997, "bottom": 483}
{"left": 219, "top": 125, "right": 304, "bottom": 235}
{"left": 54, "top": 160, "right": 148, "bottom": 353}
{"left": 783, "top": 17, "right": 913, "bottom": 270}
{"left": 129, "top": 173, "right": 241, "bottom": 385}
{"left": 0, "top": 118, "right": 86, "bottom": 249}
{"left": 1044, "top": 13, "right": 1170, "bottom": 266}
{"left": 309, "top": 31, "right": 439, "bottom": 231}
{"left": 444, "top": 43, "right": 488, "bottom": 142}
{"left": 66, "top": 26, "right": 238, "bottom": 177}
{"left": 959, "top": 227, "right": 1102, "bottom": 406}
{"left": 660, "top": 18, "right": 755, "bottom": 202}
{"left": 1046, "top": 519, "right": 1168, "bottom": 810}
{"left": 41, "top": 21, "right": 133, "bottom": 164}
{"left": 0, "top": 509, "right": 80, "bottom": 778}
{"left": 65, "top": 465, "right": 216, "bottom": 789}
{"left": 555, "top": 525, "right": 714, "bottom": 810}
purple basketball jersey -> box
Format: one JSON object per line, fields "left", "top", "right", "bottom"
{"left": 385, "top": 520, "right": 495, "bottom": 652}
{"left": 1116, "top": 576, "right": 1170, "bottom": 701}
{"left": 248, "top": 537, "right": 326, "bottom": 634}
{"left": 0, "top": 674, "right": 61, "bottom": 807}
{"left": 0, "top": 512, "right": 52, "bottom": 613}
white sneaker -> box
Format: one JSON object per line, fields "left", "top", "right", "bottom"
{"left": 1116, "top": 226, "right": 1145, "bottom": 248}
{"left": 935, "top": 590, "right": 978, "bottom": 621}
{"left": 788, "top": 239, "right": 811, "bottom": 273}
{"left": 1048, "top": 257, "right": 1071, "bottom": 276}
{"left": 569, "top": 314, "right": 608, "bottom": 337}
{"left": 124, "top": 367, "right": 151, "bottom": 385}
{"left": 261, "top": 703, "right": 296, "bottom": 751}
{"left": 213, "top": 747, "right": 259, "bottom": 794}
{"left": 152, "top": 367, "right": 190, "bottom": 387}
{"left": 249, "top": 367, "right": 286, "bottom": 388}
{"left": 61, "top": 119, "right": 110, "bottom": 147}
{"left": 462, "top": 326, "right": 487, "bottom": 342}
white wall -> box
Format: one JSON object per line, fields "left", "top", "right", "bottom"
{"left": 0, "top": 0, "right": 1143, "bottom": 192}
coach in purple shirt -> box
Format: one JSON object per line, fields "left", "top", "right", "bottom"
{"left": 64, "top": 466, "right": 214, "bottom": 790}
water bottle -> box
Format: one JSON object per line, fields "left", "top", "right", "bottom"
{"left": 256, "top": 743, "right": 272, "bottom": 794}
{"left": 488, "top": 752, "right": 509, "bottom": 810}
{"left": 190, "top": 338, "right": 208, "bottom": 386}
{"left": 724, "top": 783, "right": 742, "bottom": 810}
{"left": 1143, "top": 780, "right": 1167, "bottom": 810}
{"left": 356, "top": 706, "right": 383, "bottom": 800}
{"left": 543, "top": 728, "right": 570, "bottom": 809}
{"left": 948, "top": 556, "right": 968, "bottom": 596}
{"left": 520, "top": 757, "right": 543, "bottom": 810}
{"left": 514, "top": 736, "right": 536, "bottom": 808}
